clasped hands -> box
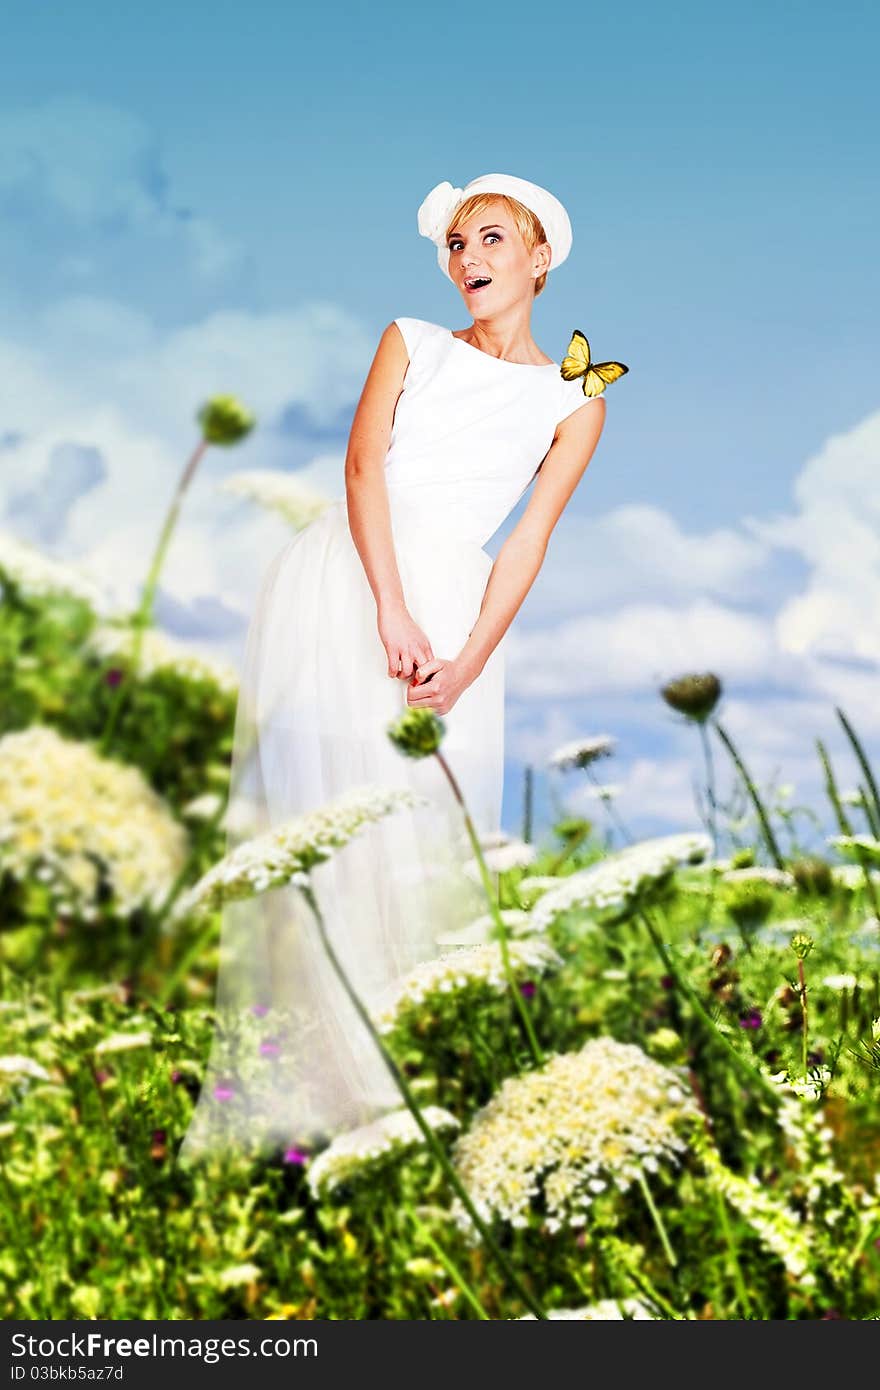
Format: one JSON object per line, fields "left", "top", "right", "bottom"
{"left": 378, "top": 599, "right": 472, "bottom": 717}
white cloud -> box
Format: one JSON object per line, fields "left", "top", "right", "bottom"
{"left": 505, "top": 598, "right": 787, "bottom": 699}
{"left": 516, "top": 501, "right": 772, "bottom": 619}
{"left": 744, "top": 408, "right": 880, "bottom": 662}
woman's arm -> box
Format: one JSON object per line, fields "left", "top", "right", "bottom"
{"left": 456, "top": 397, "right": 607, "bottom": 683}
{"left": 345, "top": 321, "right": 435, "bottom": 678}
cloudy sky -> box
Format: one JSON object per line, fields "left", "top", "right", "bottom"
{"left": 2, "top": 0, "right": 878, "bottom": 842}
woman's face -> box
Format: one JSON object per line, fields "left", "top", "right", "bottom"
{"left": 446, "top": 199, "right": 548, "bottom": 313}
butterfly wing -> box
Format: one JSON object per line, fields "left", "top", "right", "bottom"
{"left": 582, "top": 360, "right": 628, "bottom": 395}
{"left": 560, "top": 329, "right": 590, "bottom": 382}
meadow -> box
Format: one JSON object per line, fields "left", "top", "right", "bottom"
{"left": 1, "top": 404, "right": 878, "bottom": 1320}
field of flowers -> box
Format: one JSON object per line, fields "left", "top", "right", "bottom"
{"left": 1, "top": 414, "right": 879, "bottom": 1321}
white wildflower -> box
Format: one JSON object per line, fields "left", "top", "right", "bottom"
{"left": 827, "top": 833, "right": 880, "bottom": 862}
{"left": 449, "top": 1037, "right": 699, "bottom": 1239}
{"left": 839, "top": 788, "right": 865, "bottom": 807}
{"left": 831, "top": 864, "right": 880, "bottom": 890}
{"left": 435, "top": 908, "right": 531, "bottom": 948}
{"left": 721, "top": 866, "right": 795, "bottom": 888}
{"left": 307, "top": 1106, "right": 460, "bottom": 1198}
{"left": 463, "top": 838, "right": 537, "bottom": 879}
{"left": 519, "top": 1298, "right": 654, "bottom": 1320}
{"left": 517, "top": 875, "right": 562, "bottom": 900}
{"left": 85, "top": 623, "right": 239, "bottom": 695}
{"left": 547, "top": 735, "right": 616, "bottom": 772}
{"left": 181, "top": 792, "right": 225, "bottom": 821}
{"left": 698, "top": 1137, "right": 816, "bottom": 1287}
{"left": 822, "top": 973, "right": 858, "bottom": 991}
{"left": 0, "top": 1054, "right": 52, "bottom": 1081}
{"left": 172, "top": 784, "right": 429, "bottom": 921}
{"left": 93, "top": 1031, "right": 153, "bottom": 1056}
{"left": 215, "top": 1262, "right": 262, "bottom": 1290}
{"left": 0, "top": 531, "right": 110, "bottom": 608}
{"left": 372, "top": 938, "right": 563, "bottom": 1035}
{"left": 0, "top": 725, "right": 189, "bottom": 919}
{"left": 220, "top": 470, "right": 334, "bottom": 531}
{"left": 530, "top": 832, "right": 712, "bottom": 932}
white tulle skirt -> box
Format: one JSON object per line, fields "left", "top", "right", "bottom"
{"left": 178, "top": 495, "right": 505, "bottom": 1164}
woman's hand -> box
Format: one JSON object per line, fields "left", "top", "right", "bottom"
{"left": 377, "top": 599, "right": 434, "bottom": 679}
{"left": 406, "top": 656, "right": 471, "bottom": 716}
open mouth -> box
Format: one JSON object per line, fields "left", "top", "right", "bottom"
{"left": 464, "top": 277, "right": 492, "bottom": 294}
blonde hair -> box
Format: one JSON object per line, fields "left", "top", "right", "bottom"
{"left": 444, "top": 193, "right": 550, "bottom": 298}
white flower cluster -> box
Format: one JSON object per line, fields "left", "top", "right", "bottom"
{"left": 85, "top": 623, "right": 239, "bottom": 695}
{"left": 172, "top": 784, "right": 429, "bottom": 921}
{"left": 93, "top": 1030, "right": 154, "bottom": 1056}
{"left": 828, "top": 833, "right": 880, "bottom": 861}
{"left": 306, "top": 1105, "right": 460, "bottom": 1198}
{"left": 0, "top": 726, "right": 189, "bottom": 919}
{"left": 518, "top": 1298, "right": 654, "bottom": 1320}
{"left": 463, "top": 838, "right": 537, "bottom": 879}
{"left": 219, "top": 470, "right": 334, "bottom": 532}
{"left": 830, "top": 864, "right": 880, "bottom": 889}
{"left": 0, "top": 530, "right": 110, "bottom": 609}
{"left": 372, "top": 938, "right": 562, "bottom": 1035}
{"left": 0, "top": 1055, "right": 52, "bottom": 1081}
{"left": 529, "top": 832, "right": 712, "bottom": 932}
{"left": 767, "top": 1066, "right": 832, "bottom": 1103}
{"left": 449, "top": 1037, "right": 699, "bottom": 1238}
{"left": 547, "top": 734, "right": 616, "bottom": 772}
{"left": 517, "top": 875, "right": 562, "bottom": 900}
{"left": 435, "top": 907, "right": 532, "bottom": 948}
{"left": 822, "top": 972, "right": 859, "bottom": 991}
{"left": 700, "top": 1140, "right": 815, "bottom": 1286}
{"left": 721, "top": 866, "right": 795, "bottom": 888}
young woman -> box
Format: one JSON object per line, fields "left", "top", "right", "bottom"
{"left": 180, "top": 173, "right": 606, "bottom": 1164}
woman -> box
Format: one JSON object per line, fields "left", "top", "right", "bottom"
{"left": 179, "top": 173, "right": 606, "bottom": 1164}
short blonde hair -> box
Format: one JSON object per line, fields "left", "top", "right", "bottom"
{"left": 444, "top": 193, "right": 550, "bottom": 298}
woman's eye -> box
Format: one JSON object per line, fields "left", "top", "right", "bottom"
{"left": 449, "top": 233, "right": 500, "bottom": 251}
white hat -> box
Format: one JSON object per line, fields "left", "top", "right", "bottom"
{"left": 417, "top": 173, "right": 573, "bottom": 283}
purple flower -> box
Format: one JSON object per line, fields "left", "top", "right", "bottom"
{"left": 660, "top": 975, "right": 674, "bottom": 990}
{"left": 738, "top": 1008, "right": 762, "bottom": 1030}
{"left": 283, "top": 1146, "right": 309, "bottom": 1166}
{"left": 519, "top": 981, "right": 536, "bottom": 999}
{"left": 170, "top": 1069, "right": 182, "bottom": 1084}
{"left": 213, "top": 1081, "right": 236, "bottom": 1102}
{"left": 104, "top": 668, "right": 123, "bottom": 687}
{"left": 251, "top": 1003, "right": 269, "bottom": 1017}
{"left": 259, "top": 1036, "right": 281, "bottom": 1057}
{"left": 95, "top": 1068, "right": 111, "bottom": 1085}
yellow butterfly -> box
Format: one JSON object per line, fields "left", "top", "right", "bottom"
{"left": 560, "top": 329, "right": 628, "bottom": 396}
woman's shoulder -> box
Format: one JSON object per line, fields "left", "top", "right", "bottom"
{"left": 391, "top": 317, "right": 449, "bottom": 361}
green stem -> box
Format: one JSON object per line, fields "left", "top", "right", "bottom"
{"left": 817, "top": 738, "right": 880, "bottom": 919}
{"left": 100, "top": 438, "right": 209, "bottom": 754}
{"left": 798, "top": 956, "right": 809, "bottom": 1079}
{"left": 698, "top": 720, "right": 719, "bottom": 857}
{"left": 836, "top": 706, "right": 880, "bottom": 833}
{"left": 636, "top": 1171, "right": 676, "bottom": 1268}
{"left": 299, "top": 882, "right": 548, "bottom": 1319}
{"left": 587, "top": 766, "right": 633, "bottom": 847}
{"left": 713, "top": 1187, "right": 752, "bottom": 1317}
{"left": 405, "top": 1203, "right": 491, "bottom": 1319}
{"left": 435, "top": 750, "right": 543, "bottom": 1066}
{"left": 712, "top": 720, "right": 785, "bottom": 870}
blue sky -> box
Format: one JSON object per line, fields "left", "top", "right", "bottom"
{"left": 2, "top": 0, "right": 878, "bottom": 843}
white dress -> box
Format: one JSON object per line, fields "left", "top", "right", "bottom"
{"left": 179, "top": 317, "right": 601, "bottom": 1163}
